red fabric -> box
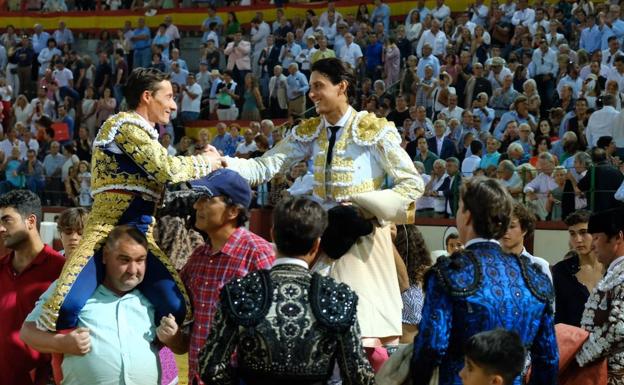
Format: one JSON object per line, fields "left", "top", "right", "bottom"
{"left": 365, "top": 346, "right": 389, "bottom": 372}
{"left": 180, "top": 227, "right": 275, "bottom": 385}
{"left": 0, "top": 245, "right": 65, "bottom": 385}
{"left": 555, "top": 323, "right": 607, "bottom": 385}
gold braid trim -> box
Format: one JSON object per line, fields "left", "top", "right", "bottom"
{"left": 352, "top": 112, "right": 393, "bottom": 146}
{"left": 293, "top": 117, "right": 322, "bottom": 142}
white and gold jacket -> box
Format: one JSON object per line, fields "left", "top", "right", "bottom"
{"left": 227, "top": 107, "right": 423, "bottom": 223}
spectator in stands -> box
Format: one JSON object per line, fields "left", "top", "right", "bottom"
{"left": 286, "top": 62, "right": 308, "bottom": 118}
{"left": 201, "top": 5, "right": 223, "bottom": 44}
{"left": 42, "top": 140, "right": 64, "bottom": 204}
{"left": 240, "top": 73, "right": 264, "bottom": 121}
{"left": 167, "top": 60, "right": 188, "bottom": 87}
{"left": 497, "top": 159, "right": 523, "bottom": 198}
{"left": 112, "top": 49, "right": 128, "bottom": 108}
{"left": 234, "top": 128, "right": 257, "bottom": 159}
{"left": 268, "top": 65, "right": 288, "bottom": 119}
{"left": 427, "top": 119, "right": 456, "bottom": 159}
{"left": 42, "top": 0, "right": 68, "bottom": 12}
{"left": 464, "top": 63, "right": 492, "bottom": 110}
{"left": 180, "top": 73, "right": 202, "bottom": 123}
{"left": 37, "top": 38, "right": 61, "bottom": 77}
{"left": 427, "top": 158, "right": 449, "bottom": 218}
{"left": 524, "top": 152, "right": 558, "bottom": 220}
{"left": 0, "top": 127, "right": 26, "bottom": 161}
{"left": 493, "top": 96, "right": 536, "bottom": 140}
{"left": 94, "top": 52, "right": 112, "bottom": 98}
{"left": 13, "top": 35, "right": 36, "bottom": 98}
{"left": 481, "top": 136, "right": 501, "bottom": 170}
{"left": 95, "top": 87, "right": 116, "bottom": 126}
{"left": 211, "top": 122, "right": 233, "bottom": 156}
{"left": 216, "top": 70, "right": 239, "bottom": 121}
{"left": 415, "top": 135, "right": 438, "bottom": 174}
{"left": 586, "top": 94, "right": 619, "bottom": 148}
{"left": 0, "top": 190, "right": 65, "bottom": 385}
{"left": 578, "top": 147, "right": 624, "bottom": 212}
{"left": 131, "top": 18, "right": 151, "bottom": 69}
{"left": 442, "top": 157, "right": 462, "bottom": 217}
{"left": 500, "top": 201, "right": 552, "bottom": 281}
{"left": 224, "top": 31, "right": 251, "bottom": 87}
{"left": 462, "top": 140, "right": 483, "bottom": 177}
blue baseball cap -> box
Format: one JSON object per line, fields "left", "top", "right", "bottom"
{"left": 188, "top": 169, "right": 252, "bottom": 208}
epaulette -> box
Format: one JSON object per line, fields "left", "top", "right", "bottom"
{"left": 351, "top": 111, "right": 394, "bottom": 146}
{"left": 93, "top": 111, "right": 160, "bottom": 148}
{"left": 514, "top": 254, "right": 555, "bottom": 304}
{"left": 431, "top": 250, "right": 483, "bottom": 297}
{"left": 220, "top": 270, "right": 273, "bottom": 327}
{"left": 309, "top": 273, "right": 358, "bottom": 333}
{"left": 292, "top": 117, "right": 322, "bottom": 142}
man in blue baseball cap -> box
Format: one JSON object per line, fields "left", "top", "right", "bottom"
{"left": 172, "top": 169, "right": 275, "bottom": 385}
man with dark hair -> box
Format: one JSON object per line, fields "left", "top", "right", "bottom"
{"left": 0, "top": 190, "right": 65, "bottom": 385}
{"left": 21, "top": 225, "right": 182, "bottom": 385}
{"left": 461, "top": 140, "right": 483, "bottom": 177}
{"left": 578, "top": 147, "right": 624, "bottom": 212}
{"left": 411, "top": 177, "right": 558, "bottom": 385}
{"left": 460, "top": 329, "right": 527, "bottom": 385}
{"left": 37, "top": 67, "right": 224, "bottom": 335}
{"left": 223, "top": 57, "right": 422, "bottom": 353}
{"left": 500, "top": 202, "right": 552, "bottom": 281}
{"left": 178, "top": 169, "right": 275, "bottom": 384}
{"left": 552, "top": 210, "right": 604, "bottom": 327}
{"left": 576, "top": 208, "right": 624, "bottom": 382}
{"left": 199, "top": 196, "right": 375, "bottom": 385}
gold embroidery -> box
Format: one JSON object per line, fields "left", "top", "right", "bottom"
{"left": 330, "top": 176, "right": 385, "bottom": 200}
{"left": 354, "top": 112, "right": 392, "bottom": 144}
{"left": 294, "top": 117, "right": 322, "bottom": 141}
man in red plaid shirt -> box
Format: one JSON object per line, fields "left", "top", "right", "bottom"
{"left": 174, "top": 169, "right": 275, "bottom": 385}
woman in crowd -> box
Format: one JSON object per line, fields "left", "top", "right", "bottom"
{"left": 241, "top": 73, "right": 264, "bottom": 121}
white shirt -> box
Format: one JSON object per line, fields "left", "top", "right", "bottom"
{"left": 181, "top": 82, "right": 202, "bottom": 113}
{"left": 512, "top": 7, "right": 535, "bottom": 27}
{"left": 53, "top": 67, "right": 73, "bottom": 88}
{"left": 607, "top": 68, "right": 624, "bottom": 93}
{"left": 440, "top": 105, "right": 463, "bottom": 122}
{"left": 611, "top": 109, "right": 624, "bottom": 147}
{"left": 586, "top": 105, "right": 619, "bottom": 147}
{"left": 602, "top": 49, "right": 623, "bottom": 67}
{"left": 236, "top": 141, "right": 257, "bottom": 155}
{"left": 273, "top": 257, "right": 309, "bottom": 269}
{"left": 339, "top": 43, "right": 363, "bottom": 68}
{"left": 431, "top": 4, "right": 451, "bottom": 21}
{"left": 532, "top": 48, "right": 558, "bottom": 77}
{"left": 529, "top": 19, "right": 550, "bottom": 36}
{"left": 461, "top": 155, "right": 481, "bottom": 177}
{"left": 432, "top": 173, "right": 449, "bottom": 213}
{"left": 471, "top": 4, "right": 489, "bottom": 26}
{"left": 251, "top": 22, "right": 271, "bottom": 54}
{"left": 521, "top": 248, "right": 553, "bottom": 283}
{"left": 417, "top": 29, "right": 448, "bottom": 57}
{"left": 0, "top": 138, "right": 27, "bottom": 160}
{"left": 288, "top": 172, "right": 314, "bottom": 196}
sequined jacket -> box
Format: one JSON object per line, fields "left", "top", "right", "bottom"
{"left": 226, "top": 107, "right": 423, "bottom": 224}
{"left": 411, "top": 242, "right": 559, "bottom": 385}
{"left": 198, "top": 264, "right": 376, "bottom": 385}
{"left": 577, "top": 259, "right": 624, "bottom": 385}
{"left": 91, "top": 111, "right": 212, "bottom": 200}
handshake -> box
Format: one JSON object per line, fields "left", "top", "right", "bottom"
{"left": 197, "top": 144, "right": 228, "bottom": 171}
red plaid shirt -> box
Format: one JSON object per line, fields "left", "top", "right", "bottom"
{"left": 180, "top": 227, "right": 275, "bottom": 385}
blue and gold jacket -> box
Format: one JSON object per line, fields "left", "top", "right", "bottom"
{"left": 411, "top": 241, "right": 559, "bottom": 385}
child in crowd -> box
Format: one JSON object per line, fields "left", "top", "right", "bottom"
{"left": 460, "top": 329, "right": 527, "bottom": 385}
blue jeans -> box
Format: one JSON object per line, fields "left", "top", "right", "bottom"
{"left": 181, "top": 111, "right": 200, "bottom": 122}
{"left": 133, "top": 47, "right": 152, "bottom": 69}
{"left": 113, "top": 84, "right": 124, "bottom": 110}
{"left": 60, "top": 86, "right": 81, "bottom": 102}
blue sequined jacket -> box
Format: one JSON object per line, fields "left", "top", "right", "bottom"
{"left": 411, "top": 241, "right": 559, "bottom": 385}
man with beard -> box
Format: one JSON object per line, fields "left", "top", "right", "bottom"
{"left": 0, "top": 190, "right": 64, "bottom": 385}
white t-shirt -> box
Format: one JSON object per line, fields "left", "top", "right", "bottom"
{"left": 235, "top": 141, "right": 257, "bottom": 155}
{"left": 53, "top": 67, "right": 74, "bottom": 88}
{"left": 181, "top": 82, "right": 203, "bottom": 113}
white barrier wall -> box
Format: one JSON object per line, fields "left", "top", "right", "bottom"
{"left": 415, "top": 225, "right": 571, "bottom": 265}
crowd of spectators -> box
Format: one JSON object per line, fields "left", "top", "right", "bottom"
{"left": 1, "top": 0, "right": 624, "bottom": 220}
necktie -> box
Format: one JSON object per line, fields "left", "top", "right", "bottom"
{"left": 326, "top": 126, "right": 341, "bottom": 165}
{"left": 608, "top": 55, "right": 613, "bottom": 65}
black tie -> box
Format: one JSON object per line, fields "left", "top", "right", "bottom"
{"left": 326, "top": 126, "right": 341, "bottom": 165}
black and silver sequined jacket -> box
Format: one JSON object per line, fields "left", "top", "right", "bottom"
{"left": 198, "top": 263, "right": 376, "bottom": 385}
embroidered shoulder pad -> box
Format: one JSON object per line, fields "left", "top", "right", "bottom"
{"left": 292, "top": 117, "right": 322, "bottom": 142}
{"left": 352, "top": 111, "right": 393, "bottom": 146}
{"left": 515, "top": 254, "right": 555, "bottom": 303}
{"left": 220, "top": 270, "right": 273, "bottom": 327}
{"left": 431, "top": 250, "right": 483, "bottom": 297}
{"left": 93, "top": 111, "right": 160, "bottom": 148}
{"left": 309, "top": 273, "right": 358, "bottom": 332}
